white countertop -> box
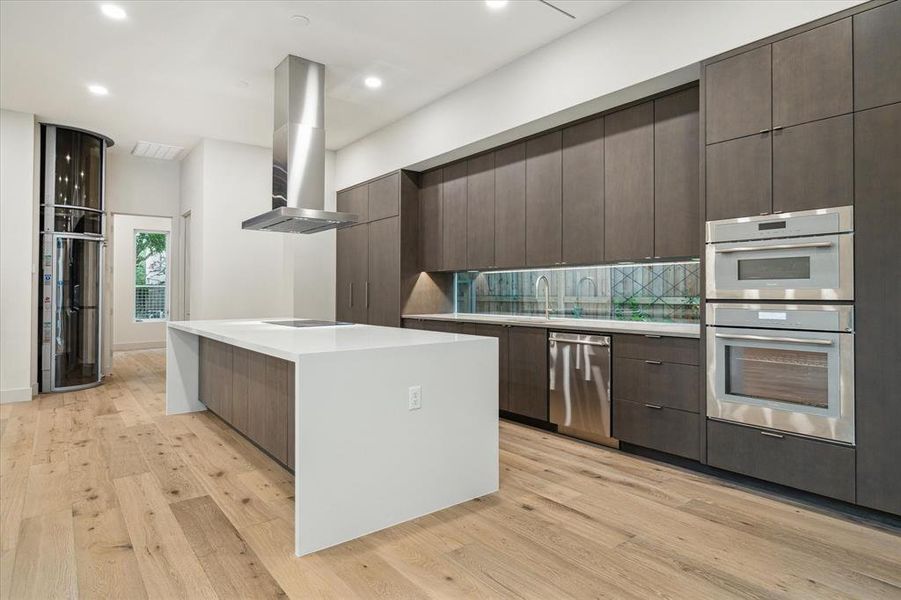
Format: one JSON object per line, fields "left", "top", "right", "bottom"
{"left": 403, "top": 313, "right": 700, "bottom": 338}
{"left": 167, "top": 318, "right": 481, "bottom": 362}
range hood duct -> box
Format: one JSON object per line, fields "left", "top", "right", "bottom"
{"left": 242, "top": 55, "right": 358, "bottom": 234}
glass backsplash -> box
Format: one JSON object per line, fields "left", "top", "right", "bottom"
{"left": 455, "top": 261, "right": 701, "bottom": 323}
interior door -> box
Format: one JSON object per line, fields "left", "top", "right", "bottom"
{"left": 53, "top": 235, "right": 102, "bottom": 390}
{"left": 181, "top": 212, "right": 191, "bottom": 319}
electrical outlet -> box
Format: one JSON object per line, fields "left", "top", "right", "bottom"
{"left": 408, "top": 385, "right": 422, "bottom": 411}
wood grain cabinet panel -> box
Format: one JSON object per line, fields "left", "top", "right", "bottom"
{"left": 199, "top": 338, "right": 232, "bottom": 420}
{"left": 442, "top": 162, "right": 468, "bottom": 271}
{"left": 473, "top": 324, "right": 509, "bottom": 412}
{"left": 336, "top": 225, "right": 369, "bottom": 324}
{"left": 337, "top": 185, "right": 369, "bottom": 223}
{"left": 419, "top": 169, "right": 444, "bottom": 272}
{"left": 705, "top": 45, "right": 772, "bottom": 144}
{"left": 654, "top": 88, "right": 700, "bottom": 258}
{"left": 494, "top": 143, "right": 527, "bottom": 268}
{"left": 772, "top": 18, "right": 852, "bottom": 128}
{"left": 706, "top": 133, "right": 772, "bottom": 220}
{"left": 613, "top": 358, "right": 699, "bottom": 413}
{"left": 613, "top": 334, "right": 699, "bottom": 365}
{"left": 854, "top": 0, "right": 901, "bottom": 111}
{"left": 231, "top": 346, "right": 259, "bottom": 435}
{"left": 613, "top": 400, "right": 699, "bottom": 460}
{"left": 507, "top": 327, "right": 548, "bottom": 421}
{"left": 467, "top": 153, "right": 496, "bottom": 269}
{"left": 368, "top": 217, "right": 401, "bottom": 327}
{"left": 604, "top": 102, "right": 654, "bottom": 261}
{"left": 772, "top": 114, "right": 853, "bottom": 213}
{"left": 707, "top": 420, "right": 855, "bottom": 503}
{"left": 525, "top": 131, "right": 563, "bottom": 267}
{"left": 562, "top": 117, "right": 604, "bottom": 265}
{"left": 368, "top": 173, "right": 399, "bottom": 221}
{"left": 854, "top": 102, "right": 901, "bottom": 516}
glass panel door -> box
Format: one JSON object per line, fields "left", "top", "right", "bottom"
{"left": 54, "top": 236, "right": 101, "bottom": 389}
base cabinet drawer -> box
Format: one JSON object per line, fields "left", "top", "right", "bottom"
{"left": 613, "top": 399, "right": 699, "bottom": 460}
{"left": 613, "top": 358, "right": 698, "bottom": 412}
{"left": 613, "top": 334, "right": 699, "bottom": 365}
{"left": 707, "top": 420, "right": 855, "bottom": 503}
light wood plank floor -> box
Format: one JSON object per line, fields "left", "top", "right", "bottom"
{"left": 1, "top": 349, "right": 899, "bottom": 599}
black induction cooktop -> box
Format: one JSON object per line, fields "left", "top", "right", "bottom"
{"left": 265, "top": 320, "right": 353, "bottom": 328}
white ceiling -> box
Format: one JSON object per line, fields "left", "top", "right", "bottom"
{"left": 0, "top": 1, "right": 627, "bottom": 155}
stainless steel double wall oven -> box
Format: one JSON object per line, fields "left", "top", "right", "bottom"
{"left": 705, "top": 207, "right": 855, "bottom": 444}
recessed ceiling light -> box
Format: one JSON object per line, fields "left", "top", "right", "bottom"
{"left": 290, "top": 14, "right": 310, "bottom": 26}
{"left": 364, "top": 76, "right": 383, "bottom": 89}
{"left": 485, "top": 0, "right": 509, "bottom": 10}
{"left": 100, "top": 4, "right": 127, "bottom": 20}
{"left": 87, "top": 84, "right": 109, "bottom": 96}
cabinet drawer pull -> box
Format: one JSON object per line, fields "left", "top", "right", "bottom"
{"left": 644, "top": 334, "right": 662, "bottom": 339}
{"left": 772, "top": 125, "right": 784, "bottom": 131}
{"left": 644, "top": 403, "right": 663, "bottom": 410}
{"left": 644, "top": 360, "right": 662, "bottom": 365}
{"left": 759, "top": 128, "right": 770, "bottom": 134}
{"left": 349, "top": 282, "right": 354, "bottom": 307}
{"left": 365, "top": 281, "right": 370, "bottom": 308}
{"left": 760, "top": 431, "right": 784, "bottom": 439}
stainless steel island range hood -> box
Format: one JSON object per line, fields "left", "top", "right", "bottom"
{"left": 242, "top": 55, "right": 358, "bottom": 234}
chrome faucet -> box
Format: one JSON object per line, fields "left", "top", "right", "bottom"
{"left": 577, "top": 276, "right": 598, "bottom": 312}
{"left": 535, "top": 275, "right": 551, "bottom": 320}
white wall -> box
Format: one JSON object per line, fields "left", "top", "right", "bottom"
{"left": 112, "top": 214, "right": 173, "bottom": 350}
{"left": 335, "top": 0, "right": 861, "bottom": 188}
{"left": 0, "top": 109, "right": 36, "bottom": 403}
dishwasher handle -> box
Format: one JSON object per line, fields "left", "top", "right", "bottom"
{"left": 549, "top": 332, "right": 610, "bottom": 347}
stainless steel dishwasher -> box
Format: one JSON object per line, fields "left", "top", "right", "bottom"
{"left": 548, "top": 332, "right": 616, "bottom": 447}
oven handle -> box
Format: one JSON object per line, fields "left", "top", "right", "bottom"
{"left": 715, "top": 333, "right": 833, "bottom": 346}
{"left": 714, "top": 241, "right": 833, "bottom": 254}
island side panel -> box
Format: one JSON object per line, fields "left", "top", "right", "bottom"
{"left": 294, "top": 337, "right": 499, "bottom": 556}
{"left": 165, "top": 327, "right": 204, "bottom": 415}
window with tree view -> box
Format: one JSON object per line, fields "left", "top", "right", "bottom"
{"left": 134, "top": 231, "right": 169, "bottom": 321}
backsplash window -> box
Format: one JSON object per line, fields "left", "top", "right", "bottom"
{"left": 455, "top": 261, "right": 701, "bottom": 323}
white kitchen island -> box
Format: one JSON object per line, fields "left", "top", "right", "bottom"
{"left": 165, "top": 318, "right": 499, "bottom": 556}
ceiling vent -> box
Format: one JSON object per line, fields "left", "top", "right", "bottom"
{"left": 131, "top": 141, "right": 184, "bottom": 160}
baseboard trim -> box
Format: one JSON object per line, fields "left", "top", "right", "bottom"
{"left": 0, "top": 386, "right": 34, "bottom": 404}
{"left": 113, "top": 341, "right": 166, "bottom": 352}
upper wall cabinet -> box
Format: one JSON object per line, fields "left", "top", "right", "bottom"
{"left": 854, "top": 0, "right": 901, "bottom": 111}
{"left": 494, "top": 143, "right": 527, "bottom": 269}
{"left": 705, "top": 45, "right": 772, "bottom": 144}
{"left": 442, "top": 161, "right": 468, "bottom": 271}
{"left": 562, "top": 117, "right": 604, "bottom": 265}
{"left": 368, "top": 172, "right": 400, "bottom": 221}
{"left": 772, "top": 18, "right": 852, "bottom": 128}
{"left": 605, "top": 101, "right": 654, "bottom": 262}
{"left": 419, "top": 169, "right": 444, "bottom": 272}
{"left": 467, "top": 153, "right": 496, "bottom": 269}
{"left": 337, "top": 185, "right": 369, "bottom": 222}
{"left": 654, "top": 88, "right": 700, "bottom": 258}
{"left": 525, "top": 131, "right": 563, "bottom": 267}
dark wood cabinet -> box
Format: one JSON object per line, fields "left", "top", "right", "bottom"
{"left": 772, "top": 114, "right": 853, "bottom": 213}
{"left": 337, "top": 185, "right": 368, "bottom": 222}
{"left": 705, "top": 45, "right": 772, "bottom": 144}
{"left": 368, "top": 217, "right": 401, "bottom": 327}
{"left": 199, "top": 338, "right": 232, "bottom": 420}
{"left": 772, "top": 18, "right": 852, "bottom": 129}
{"left": 854, "top": 0, "right": 901, "bottom": 111}
{"left": 473, "top": 324, "right": 509, "bottom": 412}
{"left": 442, "top": 161, "right": 468, "bottom": 271}
{"left": 525, "top": 131, "right": 563, "bottom": 267}
{"left": 368, "top": 173, "right": 399, "bottom": 221}
{"left": 494, "top": 143, "right": 527, "bottom": 269}
{"left": 507, "top": 326, "right": 548, "bottom": 420}
{"left": 707, "top": 420, "right": 855, "bottom": 503}
{"left": 654, "top": 88, "right": 700, "bottom": 258}
{"left": 336, "top": 224, "right": 369, "bottom": 324}
{"left": 419, "top": 169, "right": 444, "bottom": 272}
{"left": 854, "top": 102, "right": 901, "bottom": 516}
{"left": 467, "top": 153, "right": 496, "bottom": 269}
{"left": 613, "top": 358, "right": 698, "bottom": 413}
{"left": 562, "top": 117, "right": 604, "bottom": 265}
{"left": 605, "top": 102, "right": 654, "bottom": 261}
{"left": 706, "top": 133, "right": 772, "bottom": 220}
{"left": 200, "top": 342, "right": 295, "bottom": 470}
{"left": 613, "top": 400, "right": 699, "bottom": 460}
{"left": 613, "top": 333, "right": 699, "bottom": 365}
